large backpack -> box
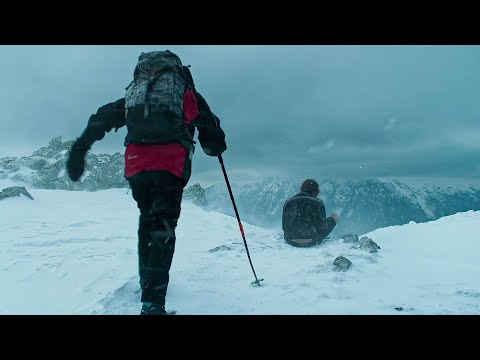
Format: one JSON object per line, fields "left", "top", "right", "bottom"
{"left": 124, "top": 50, "right": 197, "bottom": 149}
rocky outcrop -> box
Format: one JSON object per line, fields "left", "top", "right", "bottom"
{"left": 184, "top": 183, "right": 208, "bottom": 207}
{"left": 340, "top": 233, "right": 359, "bottom": 244}
{"left": 355, "top": 237, "right": 381, "bottom": 253}
{"left": 333, "top": 256, "right": 352, "bottom": 271}
{"left": 0, "top": 186, "right": 34, "bottom": 200}
{"left": 0, "top": 136, "right": 128, "bottom": 191}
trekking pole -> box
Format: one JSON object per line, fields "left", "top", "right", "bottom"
{"left": 218, "top": 155, "right": 264, "bottom": 286}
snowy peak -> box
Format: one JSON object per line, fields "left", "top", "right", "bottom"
{"left": 31, "top": 136, "right": 73, "bottom": 158}
{"left": 0, "top": 136, "right": 127, "bottom": 191}
{"left": 183, "top": 183, "right": 208, "bottom": 207}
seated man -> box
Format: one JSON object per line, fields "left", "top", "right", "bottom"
{"left": 282, "top": 179, "right": 339, "bottom": 247}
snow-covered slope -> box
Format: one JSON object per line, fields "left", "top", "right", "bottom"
{"left": 1, "top": 187, "right": 479, "bottom": 315}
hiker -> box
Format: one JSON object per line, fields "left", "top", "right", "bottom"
{"left": 66, "top": 50, "right": 227, "bottom": 315}
{"left": 282, "top": 179, "right": 339, "bottom": 247}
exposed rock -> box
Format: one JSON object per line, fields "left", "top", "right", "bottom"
{"left": 23, "top": 157, "right": 48, "bottom": 171}
{"left": 0, "top": 186, "right": 34, "bottom": 200}
{"left": 209, "top": 245, "right": 233, "bottom": 253}
{"left": 1, "top": 136, "right": 128, "bottom": 191}
{"left": 184, "top": 183, "right": 208, "bottom": 207}
{"left": 355, "top": 236, "right": 381, "bottom": 253}
{"left": 32, "top": 136, "right": 72, "bottom": 158}
{"left": 340, "top": 233, "right": 359, "bottom": 244}
{"left": 333, "top": 256, "right": 352, "bottom": 271}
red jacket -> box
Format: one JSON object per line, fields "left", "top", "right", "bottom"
{"left": 124, "top": 87, "right": 200, "bottom": 179}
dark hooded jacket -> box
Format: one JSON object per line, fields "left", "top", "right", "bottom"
{"left": 78, "top": 89, "right": 226, "bottom": 185}
{"left": 282, "top": 191, "right": 336, "bottom": 246}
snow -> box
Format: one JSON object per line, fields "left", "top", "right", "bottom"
{"left": 0, "top": 187, "right": 479, "bottom": 315}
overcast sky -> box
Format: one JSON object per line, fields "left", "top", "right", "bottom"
{"left": 0, "top": 45, "right": 479, "bottom": 185}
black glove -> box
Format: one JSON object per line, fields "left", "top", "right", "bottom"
{"left": 84, "top": 115, "right": 107, "bottom": 142}
{"left": 66, "top": 138, "right": 91, "bottom": 182}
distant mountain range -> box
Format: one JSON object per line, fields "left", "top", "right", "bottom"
{"left": 199, "top": 176, "right": 480, "bottom": 236}
{"left": 2, "top": 136, "right": 479, "bottom": 235}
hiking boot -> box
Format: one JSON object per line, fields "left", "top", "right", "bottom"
{"left": 140, "top": 303, "right": 167, "bottom": 315}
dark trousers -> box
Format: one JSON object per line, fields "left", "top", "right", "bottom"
{"left": 127, "top": 170, "right": 185, "bottom": 306}
{"left": 284, "top": 219, "right": 336, "bottom": 248}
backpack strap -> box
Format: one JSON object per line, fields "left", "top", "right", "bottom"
{"left": 181, "top": 65, "right": 195, "bottom": 88}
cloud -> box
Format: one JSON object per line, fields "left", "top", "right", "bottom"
{"left": 1, "top": 45, "right": 479, "bottom": 183}
{"left": 307, "top": 139, "right": 336, "bottom": 154}
{"left": 384, "top": 117, "right": 398, "bottom": 131}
